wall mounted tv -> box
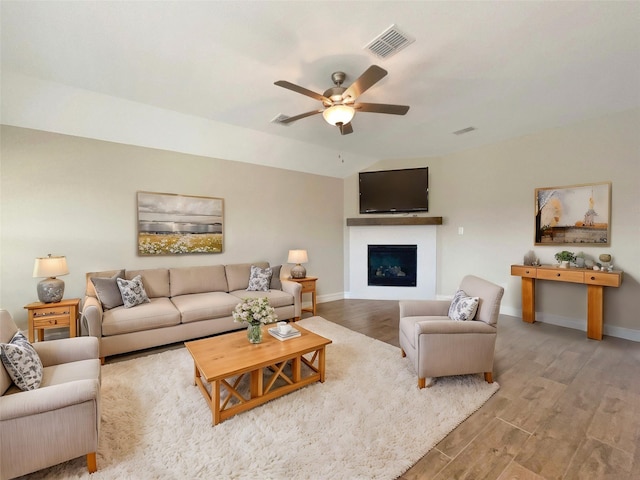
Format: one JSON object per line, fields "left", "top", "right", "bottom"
{"left": 359, "top": 167, "right": 429, "bottom": 214}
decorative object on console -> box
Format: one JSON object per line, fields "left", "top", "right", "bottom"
{"left": 232, "top": 297, "right": 277, "bottom": 344}
{"left": 33, "top": 254, "right": 69, "bottom": 303}
{"left": 535, "top": 182, "right": 611, "bottom": 245}
{"left": 554, "top": 250, "right": 575, "bottom": 268}
{"left": 523, "top": 250, "right": 537, "bottom": 266}
{"left": 599, "top": 253, "right": 612, "bottom": 270}
{"left": 288, "top": 249, "right": 308, "bottom": 279}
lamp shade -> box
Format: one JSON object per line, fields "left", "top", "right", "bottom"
{"left": 287, "top": 250, "right": 308, "bottom": 264}
{"left": 33, "top": 255, "right": 69, "bottom": 278}
{"left": 322, "top": 105, "right": 355, "bottom": 126}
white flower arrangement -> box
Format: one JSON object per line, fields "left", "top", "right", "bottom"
{"left": 232, "top": 297, "right": 277, "bottom": 326}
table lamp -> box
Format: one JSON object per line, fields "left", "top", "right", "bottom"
{"left": 33, "top": 254, "right": 69, "bottom": 303}
{"left": 287, "top": 250, "right": 308, "bottom": 279}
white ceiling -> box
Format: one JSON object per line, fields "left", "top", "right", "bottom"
{"left": 2, "top": 1, "right": 639, "bottom": 178}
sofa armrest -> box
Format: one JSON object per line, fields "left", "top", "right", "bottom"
{"left": 82, "top": 296, "right": 103, "bottom": 338}
{"left": 33, "top": 336, "right": 99, "bottom": 367}
{"left": 0, "top": 379, "right": 99, "bottom": 421}
{"left": 400, "top": 300, "right": 451, "bottom": 318}
{"left": 281, "top": 279, "right": 302, "bottom": 318}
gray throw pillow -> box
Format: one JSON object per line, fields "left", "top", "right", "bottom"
{"left": 270, "top": 265, "right": 282, "bottom": 290}
{"left": 247, "top": 265, "right": 272, "bottom": 292}
{"left": 116, "top": 275, "right": 150, "bottom": 308}
{"left": 0, "top": 331, "right": 43, "bottom": 391}
{"left": 91, "top": 272, "right": 125, "bottom": 310}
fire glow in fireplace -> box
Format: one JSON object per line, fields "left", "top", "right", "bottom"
{"left": 368, "top": 244, "right": 417, "bottom": 287}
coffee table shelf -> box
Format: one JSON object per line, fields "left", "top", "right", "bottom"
{"left": 185, "top": 324, "right": 331, "bottom": 425}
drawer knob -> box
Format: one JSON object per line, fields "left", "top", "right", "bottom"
{"left": 557, "top": 273, "right": 561, "bottom": 277}
{"left": 525, "top": 270, "right": 530, "bottom": 274}
{"left": 591, "top": 276, "right": 596, "bottom": 280}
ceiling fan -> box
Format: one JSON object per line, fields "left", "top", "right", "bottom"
{"left": 274, "top": 65, "right": 409, "bottom": 135}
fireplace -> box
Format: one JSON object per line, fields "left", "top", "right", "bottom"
{"left": 368, "top": 245, "right": 417, "bottom": 287}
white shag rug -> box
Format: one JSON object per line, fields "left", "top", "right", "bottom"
{"left": 23, "top": 317, "right": 499, "bottom": 480}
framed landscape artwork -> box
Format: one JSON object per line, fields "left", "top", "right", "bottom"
{"left": 137, "top": 191, "right": 224, "bottom": 255}
{"left": 534, "top": 182, "right": 610, "bottom": 245}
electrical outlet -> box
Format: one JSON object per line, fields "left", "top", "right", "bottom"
{"left": 458, "top": 227, "right": 464, "bottom": 235}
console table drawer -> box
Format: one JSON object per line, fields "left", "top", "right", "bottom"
{"left": 585, "top": 271, "right": 622, "bottom": 287}
{"left": 511, "top": 265, "right": 536, "bottom": 278}
{"left": 536, "top": 269, "right": 584, "bottom": 283}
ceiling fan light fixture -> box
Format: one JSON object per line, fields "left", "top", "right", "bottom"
{"left": 322, "top": 105, "right": 355, "bottom": 126}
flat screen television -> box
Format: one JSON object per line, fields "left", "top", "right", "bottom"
{"left": 359, "top": 167, "right": 429, "bottom": 214}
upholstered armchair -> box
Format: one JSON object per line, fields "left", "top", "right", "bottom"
{"left": 0, "top": 310, "right": 101, "bottom": 479}
{"left": 399, "top": 275, "right": 504, "bottom": 389}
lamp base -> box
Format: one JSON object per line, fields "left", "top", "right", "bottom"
{"left": 37, "top": 277, "right": 65, "bottom": 303}
{"left": 290, "top": 264, "right": 306, "bottom": 279}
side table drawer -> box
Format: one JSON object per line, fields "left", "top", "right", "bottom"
{"left": 585, "top": 271, "right": 622, "bottom": 287}
{"left": 297, "top": 280, "right": 315, "bottom": 293}
{"left": 511, "top": 265, "right": 537, "bottom": 278}
{"left": 536, "top": 269, "right": 584, "bottom": 284}
{"left": 33, "top": 306, "right": 72, "bottom": 328}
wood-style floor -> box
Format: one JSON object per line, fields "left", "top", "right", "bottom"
{"left": 313, "top": 299, "right": 640, "bottom": 480}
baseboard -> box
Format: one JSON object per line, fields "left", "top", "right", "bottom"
{"left": 500, "top": 306, "right": 640, "bottom": 342}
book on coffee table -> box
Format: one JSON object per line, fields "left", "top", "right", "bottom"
{"left": 268, "top": 327, "right": 301, "bottom": 341}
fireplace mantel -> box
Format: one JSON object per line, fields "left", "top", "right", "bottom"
{"left": 346, "top": 217, "right": 443, "bottom": 227}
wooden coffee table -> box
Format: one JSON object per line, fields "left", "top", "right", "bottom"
{"left": 185, "top": 324, "right": 332, "bottom": 425}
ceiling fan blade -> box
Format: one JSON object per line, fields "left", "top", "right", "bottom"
{"left": 338, "top": 123, "right": 353, "bottom": 135}
{"left": 342, "top": 65, "right": 387, "bottom": 102}
{"left": 353, "top": 102, "right": 410, "bottom": 115}
{"left": 278, "top": 109, "right": 323, "bottom": 124}
{"left": 274, "top": 80, "right": 331, "bottom": 104}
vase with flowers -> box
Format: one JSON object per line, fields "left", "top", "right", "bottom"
{"left": 232, "top": 297, "right": 278, "bottom": 344}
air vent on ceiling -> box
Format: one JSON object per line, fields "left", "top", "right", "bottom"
{"left": 453, "top": 126, "right": 477, "bottom": 135}
{"left": 271, "top": 113, "right": 291, "bottom": 125}
{"left": 364, "top": 24, "right": 415, "bottom": 59}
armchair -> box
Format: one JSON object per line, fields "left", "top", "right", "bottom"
{"left": 399, "top": 275, "right": 504, "bottom": 389}
{"left": 0, "top": 310, "right": 101, "bottom": 479}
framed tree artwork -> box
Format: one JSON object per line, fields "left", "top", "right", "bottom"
{"left": 534, "top": 182, "right": 611, "bottom": 245}
{"left": 137, "top": 191, "right": 224, "bottom": 255}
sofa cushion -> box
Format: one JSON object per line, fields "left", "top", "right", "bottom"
{"left": 85, "top": 269, "right": 125, "bottom": 298}
{"left": 102, "top": 298, "right": 180, "bottom": 336}
{"left": 448, "top": 289, "right": 479, "bottom": 321}
{"left": 169, "top": 265, "right": 228, "bottom": 297}
{"left": 247, "top": 265, "right": 272, "bottom": 292}
{"left": 0, "top": 332, "right": 43, "bottom": 391}
{"left": 126, "top": 268, "right": 170, "bottom": 298}
{"left": 230, "top": 289, "right": 294, "bottom": 309}
{"left": 91, "top": 272, "right": 125, "bottom": 310}
{"left": 171, "top": 292, "right": 242, "bottom": 324}
{"left": 117, "top": 275, "right": 151, "bottom": 309}
{"left": 270, "top": 265, "right": 282, "bottom": 290}
{"left": 225, "top": 262, "right": 269, "bottom": 292}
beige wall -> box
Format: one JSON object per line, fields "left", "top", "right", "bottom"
{"left": 0, "top": 126, "right": 345, "bottom": 330}
{"left": 344, "top": 108, "right": 640, "bottom": 340}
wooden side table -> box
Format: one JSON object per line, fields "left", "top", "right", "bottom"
{"left": 288, "top": 276, "right": 318, "bottom": 316}
{"left": 24, "top": 298, "right": 80, "bottom": 342}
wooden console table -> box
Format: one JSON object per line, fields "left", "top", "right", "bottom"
{"left": 511, "top": 265, "right": 622, "bottom": 340}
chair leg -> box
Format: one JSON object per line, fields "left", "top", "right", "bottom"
{"left": 401, "top": 349, "right": 406, "bottom": 358}
{"left": 87, "top": 452, "right": 97, "bottom": 473}
{"left": 484, "top": 372, "right": 493, "bottom": 383}
{"left": 418, "top": 377, "right": 426, "bottom": 389}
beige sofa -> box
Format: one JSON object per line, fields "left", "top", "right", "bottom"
{"left": 1, "top": 310, "right": 101, "bottom": 479}
{"left": 82, "top": 262, "right": 301, "bottom": 360}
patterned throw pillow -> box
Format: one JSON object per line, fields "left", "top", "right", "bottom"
{"left": 247, "top": 265, "right": 272, "bottom": 292}
{"left": 0, "top": 331, "right": 44, "bottom": 391}
{"left": 448, "top": 289, "right": 479, "bottom": 321}
{"left": 116, "top": 275, "right": 150, "bottom": 308}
